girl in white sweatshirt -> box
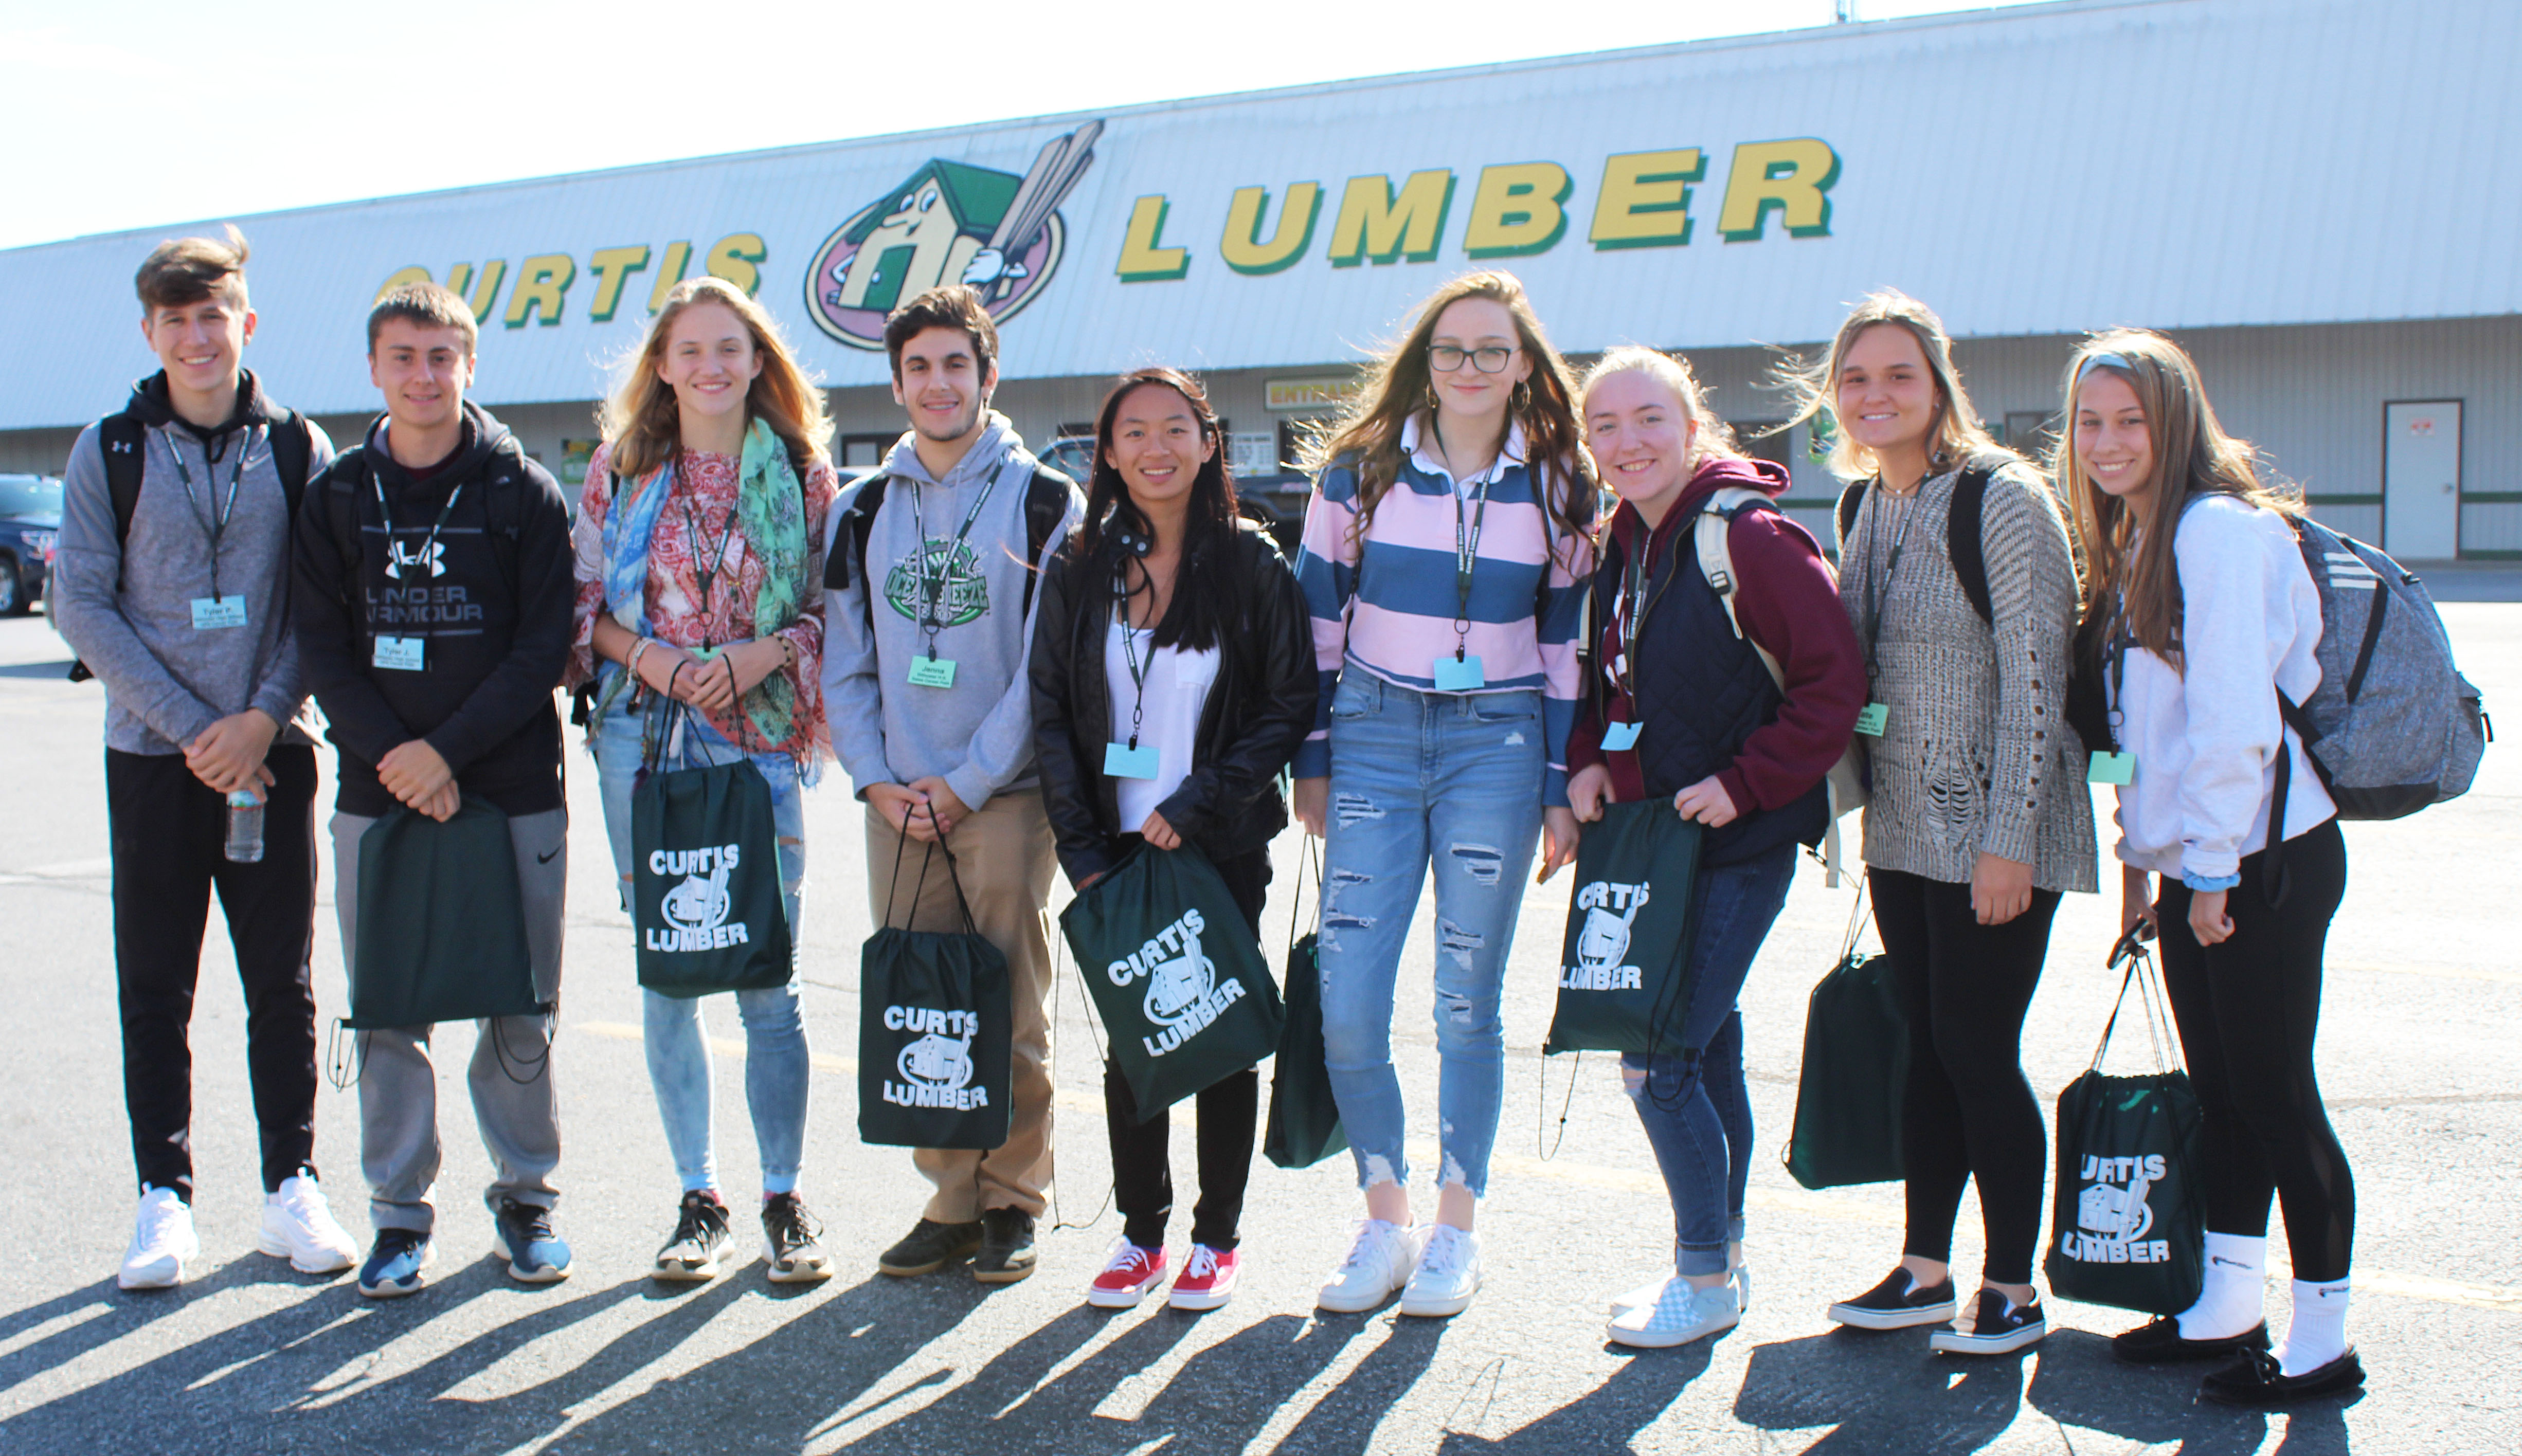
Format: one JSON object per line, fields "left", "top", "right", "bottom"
{"left": 2060, "top": 330, "right": 2358, "bottom": 1407}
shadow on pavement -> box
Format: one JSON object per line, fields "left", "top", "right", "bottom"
{"left": 1733, "top": 1327, "right": 2028, "bottom": 1453}
{"left": 1269, "top": 1313, "right": 1449, "bottom": 1453}
{"left": 2026, "top": 1327, "right": 2359, "bottom": 1455}
{"left": 1435, "top": 1335, "right": 1718, "bottom": 1452}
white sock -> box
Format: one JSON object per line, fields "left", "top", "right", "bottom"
{"left": 2175, "top": 1233, "right": 2266, "bottom": 1340}
{"left": 2276, "top": 1278, "right": 2350, "bottom": 1376}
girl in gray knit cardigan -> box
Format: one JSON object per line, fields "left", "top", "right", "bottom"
{"left": 1789, "top": 291, "right": 2096, "bottom": 1355}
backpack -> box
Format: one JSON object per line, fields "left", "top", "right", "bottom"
{"left": 821, "top": 463, "right": 1077, "bottom": 632}
{"left": 2266, "top": 518, "right": 2487, "bottom": 851}
{"left": 1836, "top": 466, "right": 1995, "bottom": 624}
{"left": 1696, "top": 486, "right": 1865, "bottom": 885}
{"left": 67, "top": 409, "right": 319, "bottom": 682}
{"left": 310, "top": 444, "right": 530, "bottom": 603}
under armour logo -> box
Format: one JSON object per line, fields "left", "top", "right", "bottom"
{"left": 110, "top": 440, "right": 135, "bottom": 453}
{"left": 386, "top": 540, "right": 446, "bottom": 580}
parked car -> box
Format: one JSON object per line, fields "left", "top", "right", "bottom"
{"left": 0, "top": 473, "right": 62, "bottom": 616}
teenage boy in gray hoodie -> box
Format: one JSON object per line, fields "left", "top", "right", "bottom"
{"left": 822, "top": 285, "right": 1081, "bottom": 1283}
{"left": 52, "top": 227, "right": 361, "bottom": 1290}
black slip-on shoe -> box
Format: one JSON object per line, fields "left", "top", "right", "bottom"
{"left": 2113, "top": 1315, "right": 2272, "bottom": 1364}
{"left": 1828, "top": 1267, "right": 1959, "bottom": 1331}
{"left": 1930, "top": 1289, "right": 2047, "bottom": 1354}
{"left": 878, "top": 1217, "right": 984, "bottom": 1277}
{"left": 972, "top": 1208, "right": 1038, "bottom": 1285}
{"left": 2202, "top": 1346, "right": 2366, "bottom": 1407}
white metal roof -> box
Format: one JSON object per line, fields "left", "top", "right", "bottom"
{"left": 0, "top": 0, "right": 2513, "bottom": 430}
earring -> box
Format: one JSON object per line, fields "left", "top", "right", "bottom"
{"left": 1426, "top": 380, "right": 1440, "bottom": 411}
{"left": 1512, "top": 379, "right": 1532, "bottom": 412}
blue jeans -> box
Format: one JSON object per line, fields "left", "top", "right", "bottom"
{"left": 1317, "top": 675, "right": 1544, "bottom": 1199}
{"left": 1622, "top": 840, "right": 1798, "bottom": 1275}
{"left": 591, "top": 679, "right": 811, "bottom": 1195}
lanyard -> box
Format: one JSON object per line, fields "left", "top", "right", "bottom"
{"left": 906, "top": 462, "right": 1006, "bottom": 658}
{"left": 1449, "top": 473, "right": 1493, "bottom": 662}
{"left": 160, "top": 425, "right": 256, "bottom": 601}
{"left": 1112, "top": 568, "right": 1154, "bottom": 751}
{"left": 1859, "top": 480, "right": 1922, "bottom": 683}
{"left": 1607, "top": 527, "right": 1654, "bottom": 703}
{"left": 676, "top": 466, "right": 743, "bottom": 648}
{"left": 373, "top": 467, "right": 466, "bottom": 583}
{"left": 2103, "top": 587, "right": 2134, "bottom": 751}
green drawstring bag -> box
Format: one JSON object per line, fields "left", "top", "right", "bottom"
{"left": 1059, "top": 842, "right": 1284, "bottom": 1123}
{"left": 1264, "top": 843, "right": 1346, "bottom": 1169}
{"left": 1782, "top": 890, "right": 1909, "bottom": 1189}
{"left": 858, "top": 831, "right": 1013, "bottom": 1151}
{"left": 1543, "top": 801, "right": 1704, "bottom": 1056}
{"left": 632, "top": 706, "right": 793, "bottom": 999}
{"left": 346, "top": 797, "right": 544, "bottom": 1029}
{"left": 2045, "top": 930, "right": 2208, "bottom": 1316}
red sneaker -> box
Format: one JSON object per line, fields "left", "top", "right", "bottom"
{"left": 1168, "top": 1244, "right": 1240, "bottom": 1312}
{"left": 1087, "top": 1242, "right": 1167, "bottom": 1309}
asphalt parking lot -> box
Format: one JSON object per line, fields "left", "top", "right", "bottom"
{"left": 0, "top": 587, "right": 2514, "bottom": 1455}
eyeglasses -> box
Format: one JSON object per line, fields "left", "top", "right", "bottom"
{"left": 1429, "top": 344, "right": 1518, "bottom": 374}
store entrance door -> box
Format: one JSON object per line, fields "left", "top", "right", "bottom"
{"left": 2383, "top": 401, "right": 2461, "bottom": 559}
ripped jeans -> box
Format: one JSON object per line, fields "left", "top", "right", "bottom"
{"left": 1621, "top": 840, "right": 1797, "bottom": 1275}
{"left": 591, "top": 679, "right": 812, "bottom": 1196}
{"left": 1316, "top": 674, "right": 1544, "bottom": 1199}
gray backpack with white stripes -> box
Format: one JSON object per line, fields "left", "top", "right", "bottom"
{"left": 2279, "top": 516, "right": 2487, "bottom": 820}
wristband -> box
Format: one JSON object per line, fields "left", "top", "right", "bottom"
{"left": 626, "top": 636, "right": 655, "bottom": 684}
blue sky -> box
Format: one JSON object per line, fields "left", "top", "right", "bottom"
{"left": 0, "top": 0, "right": 2044, "bottom": 250}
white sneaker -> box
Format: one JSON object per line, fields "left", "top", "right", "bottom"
{"left": 258, "top": 1174, "right": 358, "bottom": 1275}
{"left": 120, "top": 1186, "right": 199, "bottom": 1290}
{"left": 1733, "top": 1261, "right": 1753, "bottom": 1313}
{"left": 1609, "top": 1268, "right": 1673, "bottom": 1315}
{"left": 1398, "top": 1225, "right": 1483, "bottom": 1318}
{"left": 1317, "top": 1220, "right": 1424, "bottom": 1314}
{"left": 1614, "top": 1262, "right": 1751, "bottom": 1315}
{"left": 1609, "top": 1278, "right": 1742, "bottom": 1349}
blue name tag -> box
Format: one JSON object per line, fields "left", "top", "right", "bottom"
{"left": 1600, "top": 721, "right": 1643, "bottom": 752}
{"left": 1104, "top": 742, "right": 1160, "bottom": 779}
{"left": 373, "top": 635, "right": 425, "bottom": 672}
{"left": 190, "top": 595, "right": 246, "bottom": 631}
{"left": 1432, "top": 655, "right": 1486, "bottom": 691}
{"left": 2087, "top": 750, "right": 2138, "bottom": 786}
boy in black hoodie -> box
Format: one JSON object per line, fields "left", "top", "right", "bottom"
{"left": 293, "top": 282, "right": 577, "bottom": 1298}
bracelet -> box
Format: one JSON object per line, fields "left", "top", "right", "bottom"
{"left": 625, "top": 636, "right": 655, "bottom": 685}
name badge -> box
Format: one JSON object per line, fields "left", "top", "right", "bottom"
{"left": 1104, "top": 742, "right": 1160, "bottom": 779}
{"left": 190, "top": 595, "right": 247, "bottom": 631}
{"left": 907, "top": 656, "right": 957, "bottom": 688}
{"left": 1853, "top": 702, "right": 1889, "bottom": 737}
{"left": 373, "top": 635, "right": 425, "bottom": 672}
{"left": 1600, "top": 721, "right": 1643, "bottom": 752}
{"left": 2087, "top": 750, "right": 2138, "bottom": 786}
{"left": 1432, "top": 655, "right": 1486, "bottom": 691}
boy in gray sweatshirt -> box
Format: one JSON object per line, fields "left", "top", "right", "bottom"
{"left": 822, "top": 285, "right": 1080, "bottom": 1283}
{"left": 51, "top": 228, "right": 359, "bottom": 1291}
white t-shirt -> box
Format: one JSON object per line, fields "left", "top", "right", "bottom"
{"left": 1104, "top": 615, "right": 1221, "bottom": 832}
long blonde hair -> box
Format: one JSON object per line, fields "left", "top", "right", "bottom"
{"left": 2060, "top": 329, "right": 2297, "bottom": 674}
{"left": 1778, "top": 289, "right": 2015, "bottom": 481}
{"left": 1579, "top": 346, "right": 1744, "bottom": 471}
{"left": 1300, "top": 270, "right": 1596, "bottom": 562}
{"left": 601, "top": 277, "right": 832, "bottom": 480}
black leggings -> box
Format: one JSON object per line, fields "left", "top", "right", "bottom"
{"left": 1870, "top": 867, "right": 2062, "bottom": 1286}
{"left": 1105, "top": 844, "right": 1270, "bottom": 1250}
{"left": 2156, "top": 818, "right": 2353, "bottom": 1284}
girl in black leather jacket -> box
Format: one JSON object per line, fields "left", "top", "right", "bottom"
{"left": 1029, "top": 366, "right": 1314, "bottom": 1310}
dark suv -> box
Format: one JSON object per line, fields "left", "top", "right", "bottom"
{"left": 0, "top": 473, "right": 62, "bottom": 616}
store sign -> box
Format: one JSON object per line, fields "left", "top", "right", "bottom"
{"left": 376, "top": 237, "right": 768, "bottom": 328}
{"left": 804, "top": 121, "right": 1102, "bottom": 351}
{"left": 1267, "top": 379, "right": 1363, "bottom": 411}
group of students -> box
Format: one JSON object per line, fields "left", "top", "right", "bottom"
{"left": 55, "top": 226, "right": 2361, "bottom": 1410}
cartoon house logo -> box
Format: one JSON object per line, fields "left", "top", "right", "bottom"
{"left": 805, "top": 120, "right": 1104, "bottom": 350}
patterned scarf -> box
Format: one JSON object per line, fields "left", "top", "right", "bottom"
{"left": 596, "top": 417, "right": 809, "bottom": 749}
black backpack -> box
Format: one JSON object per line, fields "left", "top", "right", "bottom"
{"left": 308, "top": 444, "right": 529, "bottom": 598}
{"left": 67, "top": 409, "right": 318, "bottom": 683}
{"left": 1837, "top": 466, "right": 1996, "bottom": 624}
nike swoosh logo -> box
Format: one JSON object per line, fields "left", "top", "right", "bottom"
{"left": 536, "top": 847, "right": 561, "bottom": 864}
{"left": 2210, "top": 1257, "right": 2248, "bottom": 1269}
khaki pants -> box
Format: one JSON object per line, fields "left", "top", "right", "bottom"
{"left": 864, "top": 791, "right": 1056, "bottom": 1222}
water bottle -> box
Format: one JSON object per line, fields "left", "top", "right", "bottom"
{"left": 224, "top": 790, "right": 265, "bottom": 864}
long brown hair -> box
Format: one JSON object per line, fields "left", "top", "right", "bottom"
{"left": 1300, "top": 270, "right": 1595, "bottom": 563}
{"left": 1080, "top": 367, "right": 1242, "bottom": 652}
{"left": 1777, "top": 288, "right": 2015, "bottom": 481}
{"left": 2060, "top": 329, "right": 2298, "bottom": 673}
{"left": 600, "top": 277, "right": 832, "bottom": 480}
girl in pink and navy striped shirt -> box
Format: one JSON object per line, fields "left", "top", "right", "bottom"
{"left": 1292, "top": 272, "right": 1596, "bottom": 1320}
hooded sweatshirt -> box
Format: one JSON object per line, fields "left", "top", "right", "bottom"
{"left": 293, "top": 401, "right": 574, "bottom": 817}
{"left": 821, "top": 412, "right": 1083, "bottom": 813}
{"left": 52, "top": 370, "right": 332, "bottom": 755}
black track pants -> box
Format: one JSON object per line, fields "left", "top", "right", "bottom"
{"left": 1105, "top": 845, "right": 1270, "bottom": 1250}
{"left": 2156, "top": 817, "right": 2353, "bottom": 1284}
{"left": 107, "top": 745, "right": 321, "bottom": 1198}
{"left": 1870, "top": 867, "right": 2061, "bottom": 1286}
